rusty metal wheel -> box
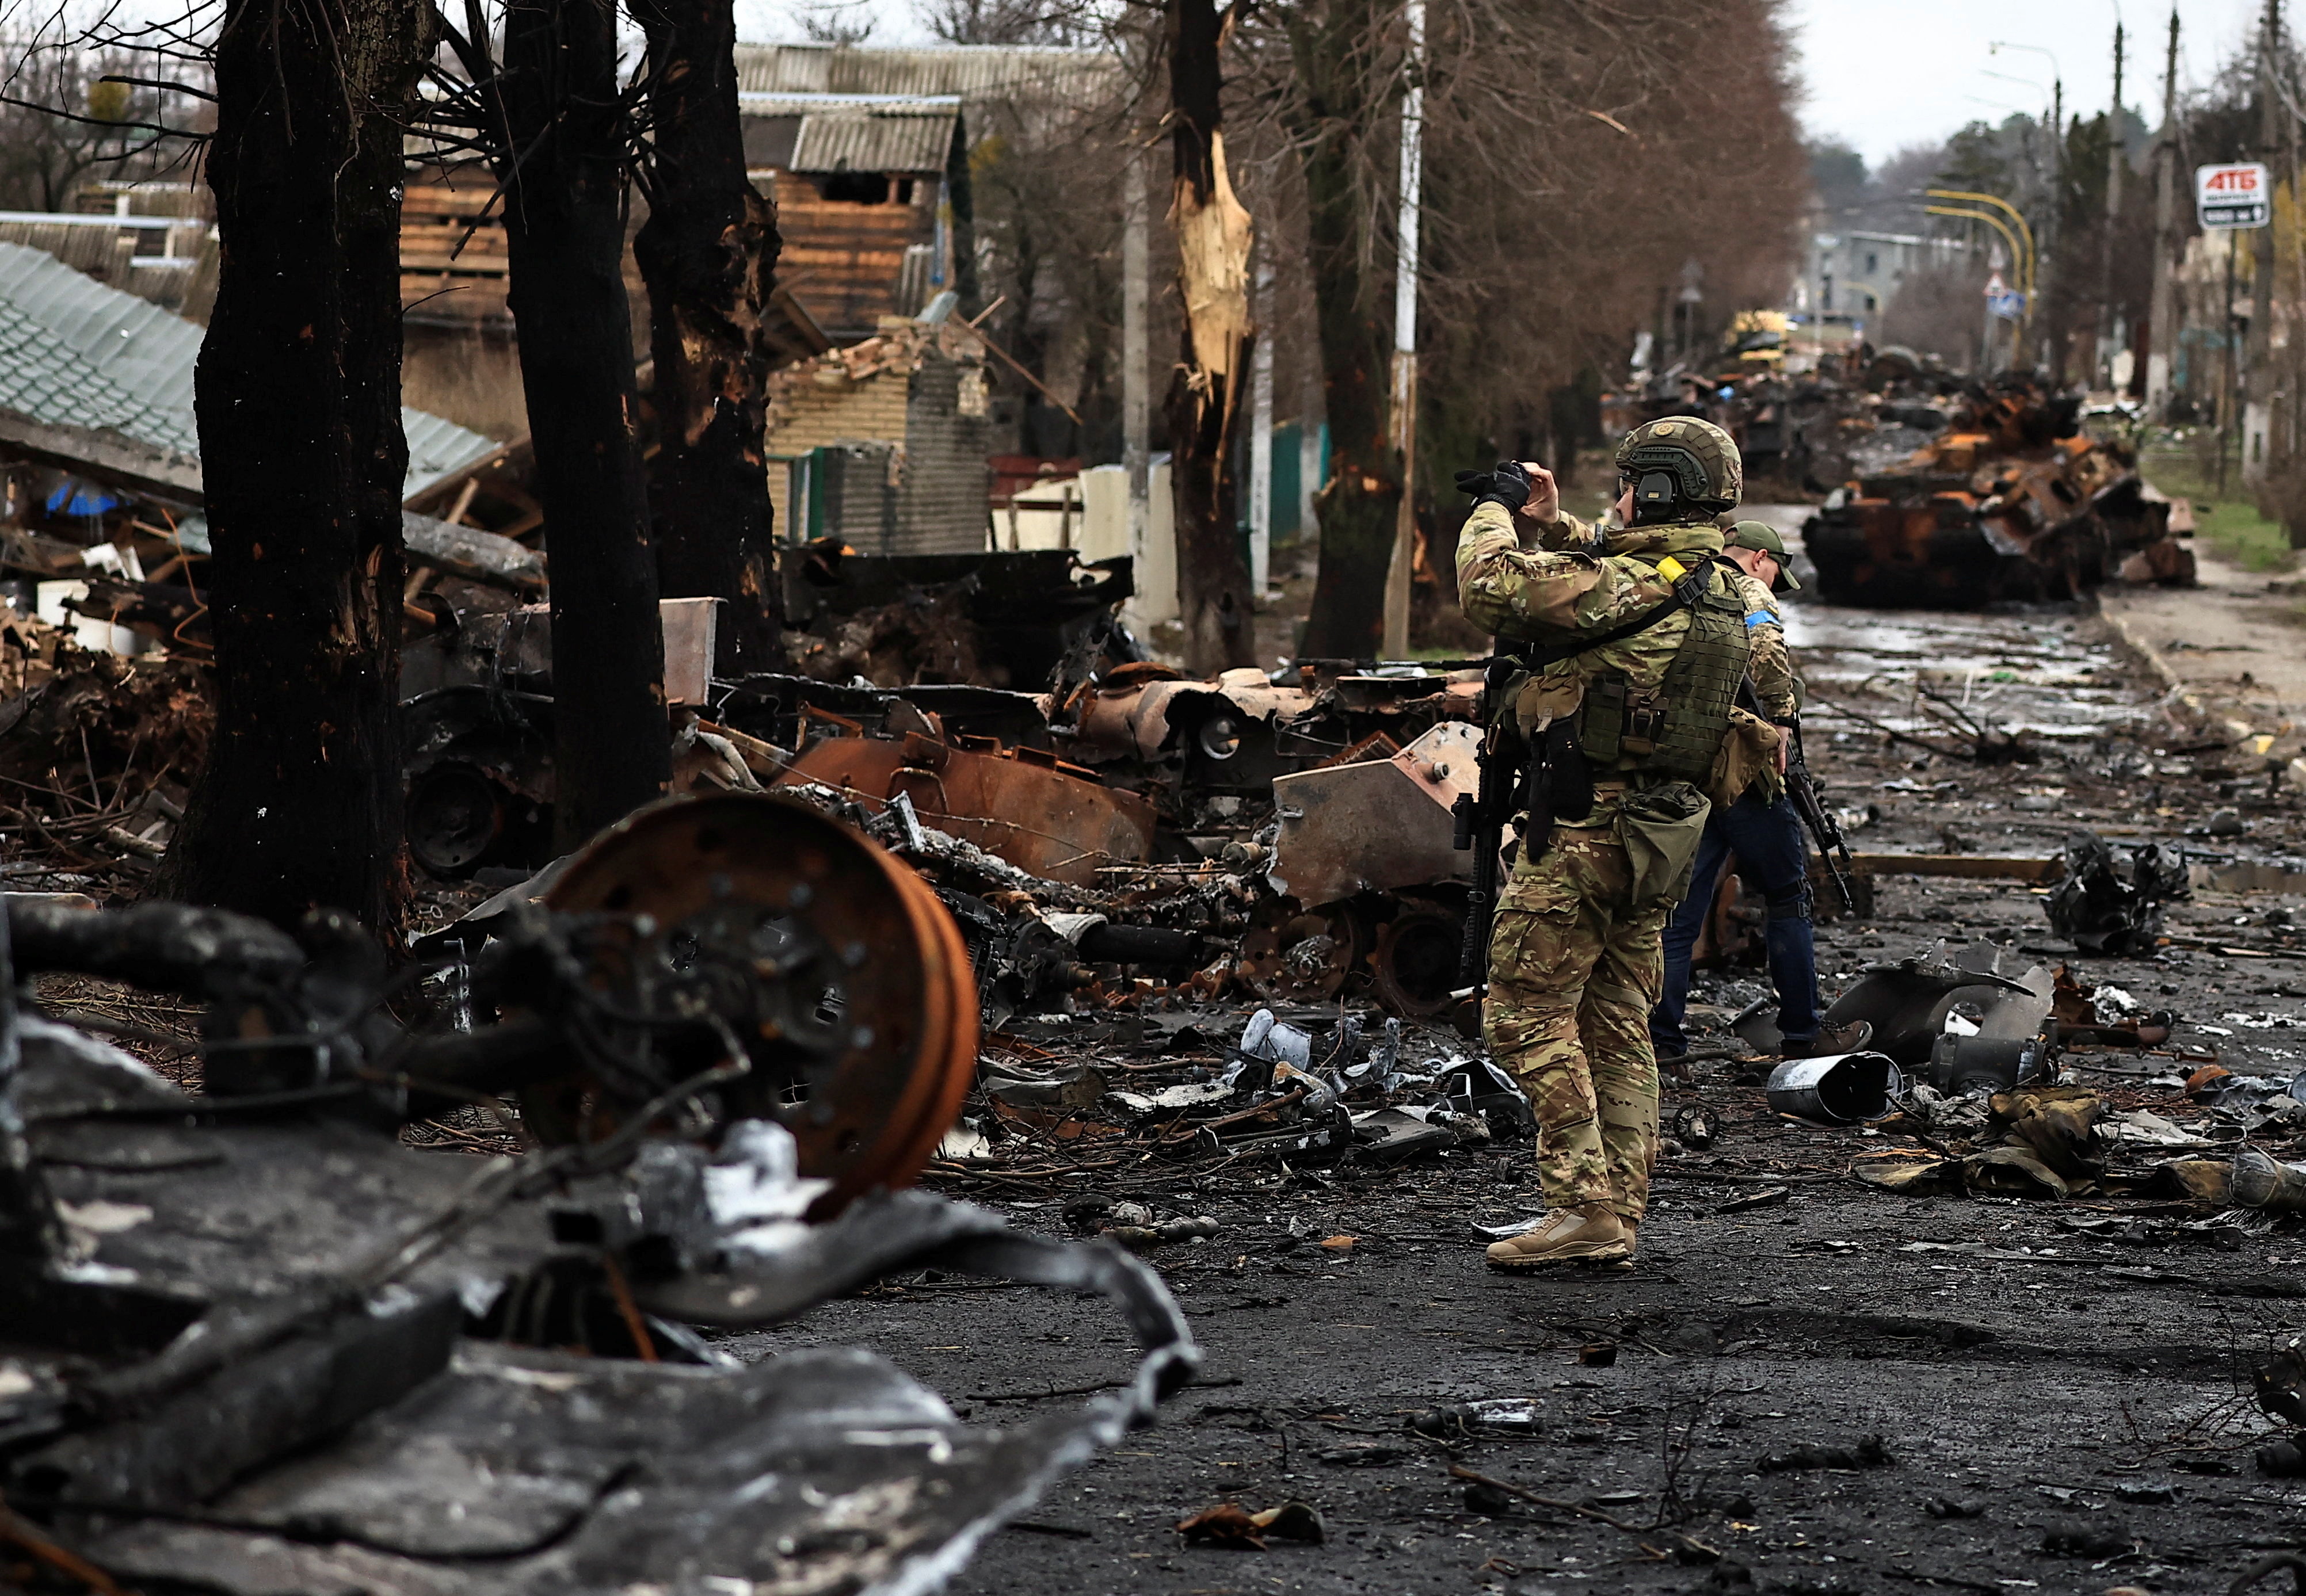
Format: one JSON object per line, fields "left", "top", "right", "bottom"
{"left": 1236, "top": 899, "right": 1370, "bottom": 1002}
{"left": 531, "top": 792, "right": 978, "bottom": 1213}
{"left": 1371, "top": 906, "right": 1465, "bottom": 1018}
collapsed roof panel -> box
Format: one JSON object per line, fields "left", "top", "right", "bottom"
{"left": 788, "top": 106, "right": 961, "bottom": 175}
{"left": 0, "top": 239, "right": 500, "bottom": 503}
{"left": 0, "top": 288, "right": 200, "bottom": 455}
{"left": 0, "top": 240, "right": 201, "bottom": 419}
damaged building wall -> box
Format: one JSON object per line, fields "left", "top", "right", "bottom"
{"left": 765, "top": 364, "right": 909, "bottom": 543}
{"left": 402, "top": 322, "right": 528, "bottom": 442}
{"left": 765, "top": 319, "right": 993, "bottom": 554}
{"left": 738, "top": 98, "right": 956, "bottom": 338}
{"left": 898, "top": 346, "right": 996, "bottom": 553}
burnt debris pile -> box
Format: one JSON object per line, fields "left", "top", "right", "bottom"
{"left": 0, "top": 795, "right": 1200, "bottom": 1592}
{"left": 1802, "top": 377, "right": 2195, "bottom": 606}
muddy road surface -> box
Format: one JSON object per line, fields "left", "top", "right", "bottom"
{"left": 731, "top": 571, "right": 2306, "bottom": 1596}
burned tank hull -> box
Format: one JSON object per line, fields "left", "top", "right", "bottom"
{"left": 1805, "top": 487, "right": 2046, "bottom": 607}
{"left": 1804, "top": 383, "right": 2189, "bottom": 608}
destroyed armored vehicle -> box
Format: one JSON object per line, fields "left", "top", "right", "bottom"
{"left": 1803, "top": 380, "right": 2194, "bottom": 606}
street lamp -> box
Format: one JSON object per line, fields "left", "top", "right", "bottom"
{"left": 1986, "top": 42, "right": 2065, "bottom": 372}
{"left": 1989, "top": 40, "right": 2065, "bottom": 91}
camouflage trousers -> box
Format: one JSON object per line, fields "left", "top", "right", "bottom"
{"left": 1484, "top": 823, "right": 1665, "bottom": 1224}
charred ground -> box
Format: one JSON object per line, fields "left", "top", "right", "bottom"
{"left": 738, "top": 574, "right": 2306, "bottom": 1596}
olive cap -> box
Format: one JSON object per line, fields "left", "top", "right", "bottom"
{"left": 1725, "top": 520, "right": 1801, "bottom": 592}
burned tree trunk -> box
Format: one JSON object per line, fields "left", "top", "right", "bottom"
{"left": 1291, "top": 0, "right": 1401, "bottom": 662}
{"left": 500, "top": 0, "right": 671, "bottom": 843}
{"left": 634, "top": 0, "right": 785, "bottom": 674}
{"left": 163, "top": 0, "right": 429, "bottom": 933}
{"left": 1164, "top": 0, "right": 1257, "bottom": 674}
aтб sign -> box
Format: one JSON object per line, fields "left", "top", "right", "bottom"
{"left": 2197, "top": 162, "right": 2271, "bottom": 230}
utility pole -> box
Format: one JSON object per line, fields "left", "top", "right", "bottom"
{"left": 1249, "top": 238, "right": 1274, "bottom": 595}
{"left": 1122, "top": 148, "right": 1150, "bottom": 616}
{"left": 2099, "top": 20, "right": 2125, "bottom": 390}
{"left": 1989, "top": 40, "right": 2064, "bottom": 371}
{"left": 2224, "top": 233, "right": 2240, "bottom": 494}
{"left": 1981, "top": 238, "right": 1999, "bottom": 375}
{"left": 2288, "top": 9, "right": 2305, "bottom": 478}
{"left": 2145, "top": 7, "right": 2181, "bottom": 416}
{"left": 2047, "top": 73, "right": 2063, "bottom": 376}
{"left": 2245, "top": 0, "right": 2281, "bottom": 485}
{"left": 1380, "top": 0, "right": 1424, "bottom": 660}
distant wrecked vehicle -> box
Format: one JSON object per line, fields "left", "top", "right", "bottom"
{"left": 1802, "top": 380, "right": 2194, "bottom": 606}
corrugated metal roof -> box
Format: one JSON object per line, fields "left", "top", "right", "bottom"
{"left": 789, "top": 108, "right": 957, "bottom": 174}
{"left": 733, "top": 43, "right": 1118, "bottom": 102}
{"left": 0, "top": 239, "right": 498, "bottom": 502}
{"left": 405, "top": 409, "right": 499, "bottom": 497}
{"left": 0, "top": 296, "right": 200, "bottom": 453}
{"left": 0, "top": 240, "right": 205, "bottom": 421}
{"left": 739, "top": 93, "right": 961, "bottom": 114}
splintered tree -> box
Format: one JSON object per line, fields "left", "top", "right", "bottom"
{"left": 633, "top": 0, "right": 786, "bottom": 674}
{"left": 164, "top": 0, "right": 432, "bottom": 931}
{"left": 494, "top": 0, "right": 671, "bottom": 841}
{"left": 1241, "top": 0, "right": 1805, "bottom": 655}
{"left": 1165, "top": 0, "right": 1258, "bottom": 674}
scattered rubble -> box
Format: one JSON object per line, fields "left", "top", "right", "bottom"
{"left": 0, "top": 612, "right": 207, "bottom": 896}
{"left": 2047, "top": 830, "right": 2192, "bottom": 954}
{"left": 10, "top": 346, "right": 2306, "bottom": 1592}
{"left": 0, "top": 793, "right": 1199, "bottom": 1591}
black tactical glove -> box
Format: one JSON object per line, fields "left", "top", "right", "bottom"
{"left": 1456, "top": 460, "right": 1531, "bottom": 511}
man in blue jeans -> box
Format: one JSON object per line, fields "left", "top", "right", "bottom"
{"left": 1649, "top": 523, "right": 1872, "bottom": 1062}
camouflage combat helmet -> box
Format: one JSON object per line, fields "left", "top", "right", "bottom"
{"left": 1612, "top": 417, "right": 1743, "bottom": 518}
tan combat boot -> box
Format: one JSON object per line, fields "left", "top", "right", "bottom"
{"left": 1602, "top": 1216, "right": 1640, "bottom": 1271}
{"left": 1484, "top": 1203, "right": 1631, "bottom": 1271}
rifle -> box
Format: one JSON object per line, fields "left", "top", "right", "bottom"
{"left": 1784, "top": 720, "right": 1858, "bottom": 912}
{"left": 1452, "top": 723, "right": 1525, "bottom": 987}
{"left": 1733, "top": 674, "right": 1855, "bottom": 912}
{"left": 1453, "top": 651, "right": 1540, "bottom": 988}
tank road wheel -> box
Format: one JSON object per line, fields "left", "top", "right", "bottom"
{"left": 407, "top": 763, "right": 505, "bottom": 878}
{"left": 1237, "top": 899, "right": 1371, "bottom": 1002}
{"left": 1371, "top": 905, "right": 1465, "bottom": 1018}
{"left": 528, "top": 793, "right": 978, "bottom": 1215}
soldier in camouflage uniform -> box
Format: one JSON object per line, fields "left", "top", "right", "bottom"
{"left": 1457, "top": 419, "right": 1756, "bottom": 1271}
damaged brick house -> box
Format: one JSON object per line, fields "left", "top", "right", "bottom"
{"left": 765, "top": 315, "right": 995, "bottom": 555}
{"left": 388, "top": 42, "right": 1116, "bottom": 551}
{"left": 731, "top": 41, "right": 1116, "bottom": 339}
{"left": 734, "top": 43, "right": 1121, "bottom": 553}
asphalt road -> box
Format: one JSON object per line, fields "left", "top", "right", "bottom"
{"left": 722, "top": 581, "right": 2306, "bottom": 1595}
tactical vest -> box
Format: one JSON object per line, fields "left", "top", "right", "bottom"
{"left": 1575, "top": 560, "right": 1750, "bottom": 781}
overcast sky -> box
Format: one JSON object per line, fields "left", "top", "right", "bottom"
{"left": 730, "top": 0, "right": 2269, "bottom": 174}
{"left": 731, "top": 0, "right": 936, "bottom": 47}
{"left": 1786, "top": 0, "right": 2265, "bottom": 166}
